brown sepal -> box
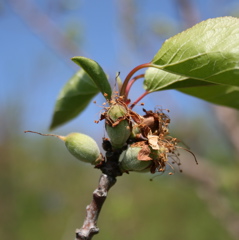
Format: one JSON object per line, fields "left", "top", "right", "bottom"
{"left": 131, "top": 141, "right": 152, "bottom": 161}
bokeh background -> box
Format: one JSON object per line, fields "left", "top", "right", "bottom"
{"left": 1, "top": 0, "right": 239, "bottom": 239}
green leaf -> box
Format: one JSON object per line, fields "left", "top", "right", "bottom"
{"left": 72, "top": 56, "right": 112, "bottom": 99}
{"left": 178, "top": 85, "right": 239, "bottom": 110}
{"left": 150, "top": 17, "right": 239, "bottom": 87}
{"left": 144, "top": 67, "right": 239, "bottom": 110}
{"left": 144, "top": 67, "right": 214, "bottom": 92}
{"left": 50, "top": 69, "right": 99, "bottom": 130}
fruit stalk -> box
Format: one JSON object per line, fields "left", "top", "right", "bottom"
{"left": 24, "top": 131, "right": 103, "bottom": 165}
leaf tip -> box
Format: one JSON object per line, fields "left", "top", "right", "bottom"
{"left": 49, "top": 122, "right": 55, "bottom": 131}
{"left": 49, "top": 116, "right": 60, "bottom": 131}
{"left": 71, "top": 56, "right": 79, "bottom": 64}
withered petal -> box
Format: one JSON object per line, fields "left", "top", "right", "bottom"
{"left": 137, "top": 143, "right": 152, "bottom": 161}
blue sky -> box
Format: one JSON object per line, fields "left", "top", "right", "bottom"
{"left": 1, "top": 0, "right": 239, "bottom": 141}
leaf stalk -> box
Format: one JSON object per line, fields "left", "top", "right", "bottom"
{"left": 120, "top": 63, "right": 152, "bottom": 101}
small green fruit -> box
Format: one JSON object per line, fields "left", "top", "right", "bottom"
{"left": 119, "top": 146, "right": 152, "bottom": 172}
{"left": 107, "top": 102, "right": 128, "bottom": 121}
{"left": 106, "top": 120, "right": 131, "bottom": 149}
{"left": 24, "top": 131, "right": 102, "bottom": 165}
{"left": 105, "top": 101, "right": 131, "bottom": 149}
{"left": 64, "top": 133, "right": 101, "bottom": 164}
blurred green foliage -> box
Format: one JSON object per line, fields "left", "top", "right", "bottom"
{"left": 0, "top": 126, "right": 238, "bottom": 240}
{"left": 2, "top": 1, "right": 239, "bottom": 240}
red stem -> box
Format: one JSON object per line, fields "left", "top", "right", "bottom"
{"left": 130, "top": 91, "right": 150, "bottom": 109}
{"left": 124, "top": 74, "right": 145, "bottom": 101}
{"left": 120, "top": 63, "right": 152, "bottom": 100}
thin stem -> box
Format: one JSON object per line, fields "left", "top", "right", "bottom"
{"left": 130, "top": 91, "right": 150, "bottom": 109}
{"left": 120, "top": 63, "right": 152, "bottom": 100}
{"left": 124, "top": 74, "right": 145, "bottom": 101}
{"left": 24, "top": 130, "right": 65, "bottom": 141}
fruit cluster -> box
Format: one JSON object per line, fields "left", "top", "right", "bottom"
{"left": 100, "top": 96, "right": 183, "bottom": 174}
{"left": 25, "top": 96, "right": 197, "bottom": 175}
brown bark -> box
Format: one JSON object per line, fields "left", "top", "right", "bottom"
{"left": 75, "top": 174, "right": 116, "bottom": 240}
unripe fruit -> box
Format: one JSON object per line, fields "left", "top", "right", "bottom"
{"left": 104, "top": 101, "right": 131, "bottom": 149}
{"left": 119, "top": 146, "right": 152, "bottom": 172}
{"left": 63, "top": 133, "right": 101, "bottom": 164}
{"left": 108, "top": 102, "right": 128, "bottom": 121}
{"left": 129, "top": 125, "right": 141, "bottom": 140}
{"left": 24, "top": 131, "right": 102, "bottom": 165}
{"left": 106, "top": 121, "right": 131, "bottom": 149}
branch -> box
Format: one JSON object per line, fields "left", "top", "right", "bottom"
{"left": 8, "top": 0, "right": 84, "bottom": 69}
{"left": 213, "top": 105, "right": 239, "bottom": 157}
{"left": 75, "top": 148, "right": 122, "bottom": 240}
{"left": 175, "top": 0, "right": 200, "bottom": 28}
{"left": 75, "top": 174, "right": 116, "bottom": 240}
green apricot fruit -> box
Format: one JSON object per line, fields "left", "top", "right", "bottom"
{"left": 106, "top": 120, "right": 131, "bottom": 149}
{"left": 119, "top": 146, "right": 152, "bottom": 172}
{"left": 107, "top": 102, "right": 128, "bottom": 121}
{"left": 63, "top": 133, "right": 102, "bottom": 164}
{"left": 105, "top": 102, "right": 131, "bottom": 149}
{"left": 24, "top": 131, "right": 102, "bottom": 165}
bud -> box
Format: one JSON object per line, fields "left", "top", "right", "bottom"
{"left": 119, "top": 146, "right": 152, "bottom": 172}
